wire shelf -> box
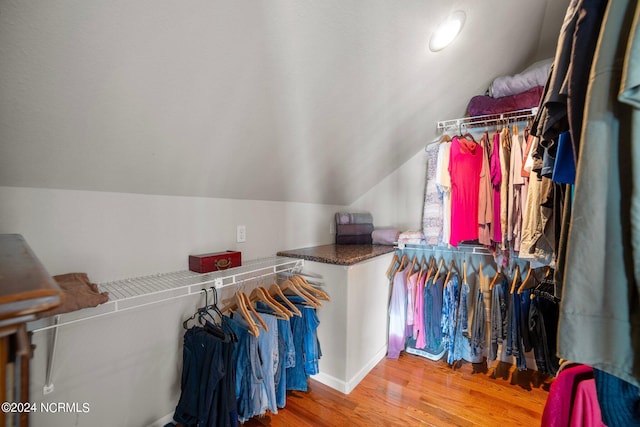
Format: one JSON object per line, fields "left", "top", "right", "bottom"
{"left": 28, "top": 256, "right": 304, "bottom": 333}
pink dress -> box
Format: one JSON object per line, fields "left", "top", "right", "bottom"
{"left": 449, "top": 136, "right": 484, "bottom": 246}
{"left": 413, "top": 269, "right": 428, "bottom": 349}
{"left": 490, "top": 132, "right": 503, "bottom": 244}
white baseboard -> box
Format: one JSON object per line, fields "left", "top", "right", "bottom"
{"left": 147, "top": 413, "right": 174, "bottom": 427}
{"left": 312, "top": 345, "right": 387, "bottom": 395}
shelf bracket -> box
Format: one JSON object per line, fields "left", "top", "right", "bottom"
{"left": 43, "top": 315, "right": 60, "bottom": 395}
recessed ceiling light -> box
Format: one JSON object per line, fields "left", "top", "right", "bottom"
{"left": 429, "top": 11, "right": 466, "bottom": 52}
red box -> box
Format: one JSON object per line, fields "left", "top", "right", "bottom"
{"left": 188, "top": 250, "right": 242, "bottom": 273}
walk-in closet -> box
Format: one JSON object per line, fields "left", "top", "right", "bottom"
{"left": 1, "top": 0, "right": 638, "bottom": 426}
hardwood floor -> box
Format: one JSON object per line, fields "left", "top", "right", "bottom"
{"left": 243, "top": 353, "right": 552, "bottom": 426}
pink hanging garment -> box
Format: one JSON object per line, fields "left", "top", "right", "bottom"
{"left": 448, "top": 136, "right": 484, "bottom": 246}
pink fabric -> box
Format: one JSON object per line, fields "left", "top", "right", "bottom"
{"left": 449, "top": 136, "right": 484, "bottom": 246}
{"left": 541, "top": 364, "right": 594, "bottom": 427}
{"left": 570, "top": 379, "right": 606, "bottom": 427}
{"left": 466, "top": 86, "right": 544, "bottom": 117}
{"left": 490, "top": 132, "right": 502, "bottom": 243}
{"left": 413, "top": 269, "right": 428, "bottom": 349}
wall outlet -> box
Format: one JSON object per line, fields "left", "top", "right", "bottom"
{"left": 236, "top": 225, "right": 246, "bottom": 243}
{"left": 329, "top": 221, "right": 335, "bottom": 235}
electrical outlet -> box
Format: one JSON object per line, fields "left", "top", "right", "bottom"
{"left": 236, "top": 225, "right": 246, "bottom": 243}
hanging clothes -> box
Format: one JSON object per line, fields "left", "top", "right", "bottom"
{"left": 490, "top": 132, "right": 503, "bottom": 244}
{"left": 558, "top": 0, "right": 640, "bottom": 388}
{"left": 421, "top": 271, "right": 446, "bottom": 360}
{"left": 387, "top": 261, "right": 409, "bottom": 359}
{"left": 449, "top": 136, "right": 484, "bottom": 246}
{"left": 423, "top": 142, "right": 444, "bottom": 245}
{"left": 441, "top": 274, "right": 460, "bottom": 364}
{"left": 489, "top": 277, "right": 509, "bottom": 362}
{"left": 507, "top": 126, "right": 525, "bottom": 252}
{"left": 173, "top": 324, "right": 237, "bottom": 427}
{"left": 469, "top": 267, "right": 488, "bottom": 360}
{"left": 478, "top": 132, "right": 494, "bottom": 246}
{"left": 436, "top": 140, "right": 453, "bottom": 245}
{"left": 499, "top": 128, "right": 511, "bottom": 249}
{"left": 412, "top": 265, "right": 428, "bottom": 349}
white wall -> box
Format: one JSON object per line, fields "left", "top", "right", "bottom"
{"left": 0, "top": 186, "right": 343, "bottom": 282}
{"left": 349, "top": 147, "right": 426, "bottom": 231}
{"left": 0, "top": 186, "right": 346, "bottom": 427}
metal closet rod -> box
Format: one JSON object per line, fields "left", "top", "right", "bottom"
{"left": 436, "top": 107, "right": 539, "bottom": 131}
{"left": 395, "top": 243, "right": 492, "bottom": 256}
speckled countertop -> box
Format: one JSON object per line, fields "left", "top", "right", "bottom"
{"left": 277, "top": 244, "right": 395, "bottom": 266}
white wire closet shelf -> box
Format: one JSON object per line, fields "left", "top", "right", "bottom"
{"left": 436, "top": 107, "right": 539, "bottom": 131}
{"left": 27, "top": 256, "right": 304, "bottom": 333}
{"left": 395, "top": 242, "right": 492, "bottom": 256}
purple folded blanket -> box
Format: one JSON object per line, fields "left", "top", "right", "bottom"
{"left": 335, "top": 212, "right": 373, "bottom": 225}
{"left": 336, "top": 235, "right": 373, "bottom": 245}
{"left": 467, "top": 86, "right": 543, "bottom": 117}
{"left": 372, "top": 228, "right": 400, "bottom": 245}
{"left": 336, "top": 223, "right": 374, "bottom": 236}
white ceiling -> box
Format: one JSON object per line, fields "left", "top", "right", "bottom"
{"left": 0, "top": 0, "right": 568, "bottom": 205}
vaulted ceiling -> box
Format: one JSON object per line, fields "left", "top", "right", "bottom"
{"left": 0, "top": 0, "right": 568, "bottom": 205}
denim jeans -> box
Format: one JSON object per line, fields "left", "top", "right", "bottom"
{"left": 275, "top": 318, "right": 295, "bottom": 409}
{"left": 225, "top": 315, "right": 264, "bottom": 422}
{"left": 255, "top": 313, "right": 278, "bottom": 415}
{"left": 529, "top": 296, "right": 560, "bottom": 376}
{"left": 470, "top": 288, "right": 486, "bottom": 359}
{"left": 506, "top": 289, "right": 526, "bottom": 370}
{"left": 426, "top": 275, "right": 445, "bottom": 354}
{"left": 302, "top": 306, "right": 321, "bottom": 376}
{"left": 441, "top": 274, "right": 459, "bottom": 364}
{"left": 489, "top": 278, "right": 509, "bottom": 361}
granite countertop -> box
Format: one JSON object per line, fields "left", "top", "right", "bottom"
{"left": 277, "top": 244, "right": 395, "bottom": 266}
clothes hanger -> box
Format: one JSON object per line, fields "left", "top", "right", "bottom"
{"left": 257, "top": 285, "right": 293, "bottom": 316}
{"left": 240, "top": 291, "right": 269, "bottom": 333}
{"left": 279, "top": 279, "right": 319, "bottom": 308}
{"left": 463, "top": 260, "right": 467, "bottom": 285}
{"left": 183, "top": 289, "right": 208, "bottom": 329}
{"left": 509, "top": 265, "right": 520, "bottom": 294}
{"left": 222, "top": 291, "right": 260, "bottom": 337}
{"left": 290, "top": 277, "right": 323, "bottom": 306}
{"left": 249, "top": 287, "right": 290, "bottom": 320}
{"left": 386, "top": 253, "right": 400, "bottom": 279}
{"left": 268, "top": 283, "right": 303, "bottom": 316}
{"left": 517, "top": 265, "right": 535, "bottom": 294}
{"left": 444, "top": 259, "right": 457, "bottom": 285}
{"left": 291, "top": 275, "right": 331, "bottom": 301}
{"left": 461, "top": 132, "right": 477, "bottom": 143}
{"left": 489, "top": 269, "right": 504, "bottom": 290}
{"left": 435, "top": 258, "right": 445, "bottom": 281}
{"left": 478, "top": 261, "right": 486, "bottom": 293}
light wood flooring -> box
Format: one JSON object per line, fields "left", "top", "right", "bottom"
{"left": 243, "top": 353, "right": 552, "bottom": 426}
